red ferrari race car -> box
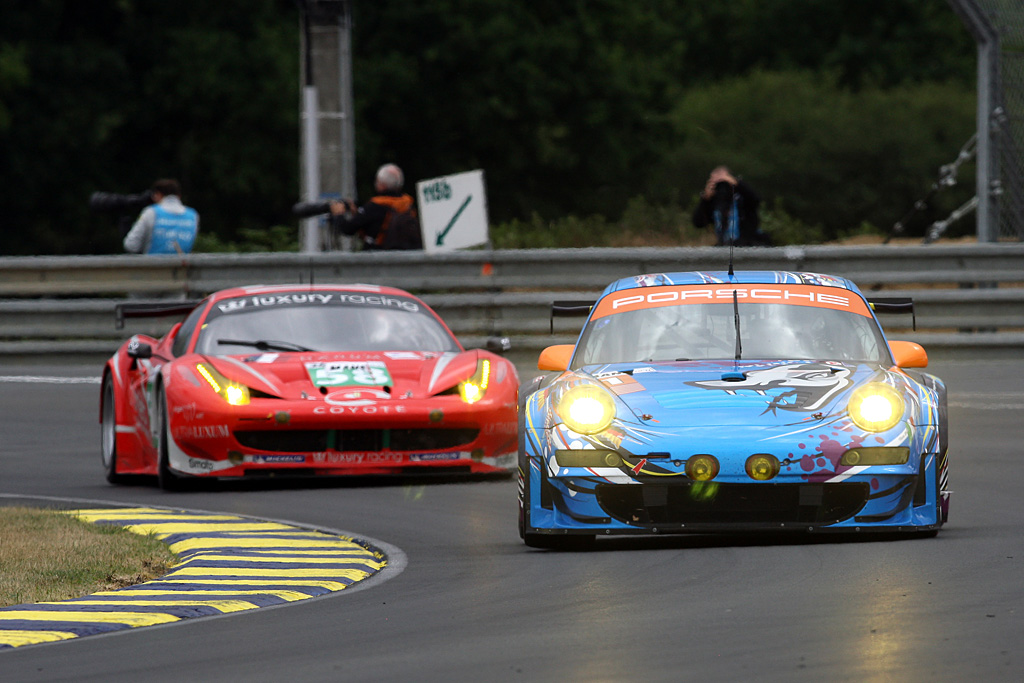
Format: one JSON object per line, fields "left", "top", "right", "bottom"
{"left": 100, "top": 284, "right": 519, "bottom": 488}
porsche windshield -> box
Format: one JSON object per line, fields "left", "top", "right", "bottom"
{"left": 574, "top": 299, "right": 889, "bottom": 367}
{"left": 193, "top": 295, "right": 460, "bottom": 355}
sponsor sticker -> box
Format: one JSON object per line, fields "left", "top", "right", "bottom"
{"left": 214, "top": 293, "right": 420, "bottom": 315}
{"left": 592, "top": 284, "right": 871, "bottom": 319}
{"left": 598, "top": 373, "right": 646, "bottom": 395}
{"left": 251, "top": 454, "right": 306, "bottom": 464}
{"left": 483, "top": 421, "right": 518, "bottom": 435}
{"left": 310, "top": 451, "right": 404, "bottom": 464}
{"left": 173, "top": 424, "right": 230, "bottom": 439}
{"left": 408, "top": 452, "right": 464, "bottom": 462}
{"left": 306, "top": 361, "right": 393, "bottom": 388}
{"left": 187, "top": 458, "right": 215, "bottom": 472}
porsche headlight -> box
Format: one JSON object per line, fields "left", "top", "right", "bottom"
{"left": 745, "top": 453, "right": 780, "bottom": 481}
{"left": 848, "top": 383, "right": 903, "bottom": 432}
{"left": 841, "top": 447, "right": 910, "bottom": 466}
{"left": 196, "top": 363, "right": 250, "bottom": 406}
{"left": 555, "top": 384, "right": 616, "bottom": 435}
{"left": 458, "top": 359, "right": 491, "bottom": 404}
{"left": 685, "top": 454, "right": 720, "bottom": 482}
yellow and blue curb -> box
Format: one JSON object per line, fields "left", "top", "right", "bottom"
{"left": 0, "top": 507, "right": 390, "bottom": 650}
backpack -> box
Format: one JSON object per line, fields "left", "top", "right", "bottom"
{"left": 378, "top": 208, "right": 423, "bottom": 250}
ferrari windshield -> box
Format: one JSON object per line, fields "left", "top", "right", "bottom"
{"left": 574, "top": 299, "right": 889, "bottom": 367}
{"left": 193, "top": 294, "right": 460, "bottom": 355}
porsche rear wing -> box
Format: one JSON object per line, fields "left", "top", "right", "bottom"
{"left": 115, "top": 301, "right": 202, "bottom": 329}
{"left": 550, "top": 300, "right": 595, "bottom": 334}
{"left": 868, "top": 297, "right": 916, "bottom": 331}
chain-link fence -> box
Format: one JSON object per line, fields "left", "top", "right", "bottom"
{"left": 953, "top": 0, "right": 1024, "bottom": 241}
{"left": 989, "top": 0, "right": 1024, "bottom": 240}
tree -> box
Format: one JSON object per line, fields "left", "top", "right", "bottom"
{"left": 0, "top": 0, "right": 976, "bottom": 253}
{"left": 0, "top": 0, "right": 299, "bottom": 255}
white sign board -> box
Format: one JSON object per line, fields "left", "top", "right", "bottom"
{"left": 416, "top": 170, "right": 489, "bottom": 253}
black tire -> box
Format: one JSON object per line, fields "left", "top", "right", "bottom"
{"left": 524, "top": 533, "right": 596, "bottom": 551}
{"left": 519, "top": 373, "right": 593, "bottom": 548}
{"left": 917, "top": 372, "right": 949, "bottom": 530}
{"left": 155, "top": 387, "right": 185, "bottom": 491}
{"left": 100, "top": 374, "right": 127, "bottom": 484}
{"left": 931, "top": 377, "right": 950, "bottom": 526}
{"left": 518, "top": 401, "right": 529, "bottom": 540}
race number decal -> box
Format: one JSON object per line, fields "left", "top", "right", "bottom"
{"left": 305, "top": 361, "right": 392, "bottom": 387}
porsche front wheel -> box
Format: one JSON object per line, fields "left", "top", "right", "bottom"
{"left": 524, "top": 533, "right": 595, "bottom": 551}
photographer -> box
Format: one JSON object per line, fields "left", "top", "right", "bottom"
{"left": 329, "top": 164, "right": 421, "bottom": 250}
{"left": 692, "top": 166, "right": 769, "bottom": 246}
{"left": 122, "top": 179, "right": 199, "bottom": 255}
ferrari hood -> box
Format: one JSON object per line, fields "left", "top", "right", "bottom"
{"left": 193, "top": 350, "right": 484, "bottom": 400}
{"left": 577, "top": 360, "right": 888, "bottom": 428}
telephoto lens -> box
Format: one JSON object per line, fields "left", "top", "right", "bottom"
{"left": 291, "top": 200, "right": 334, "bottom": 218}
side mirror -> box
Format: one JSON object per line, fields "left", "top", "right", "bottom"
{"left": 889, "top": 340, "right": 928, "bottom": 368}
{"left": 538, "top": 344, "right": 574, "bottom": 372}
{"left": 127, "top": 340, "right": 153, "bottom": 360}
{"left": 485, "top": 336, "right": 512, "bottom": 355}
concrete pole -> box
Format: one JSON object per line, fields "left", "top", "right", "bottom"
{"left": 301, "top": 84, "right": 321, "bottom": 253}
{"left": 947, "top": 0, "right": 999, "bottom": 242}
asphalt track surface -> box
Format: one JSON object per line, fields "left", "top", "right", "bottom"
{"left": 1, "top": 361, "right": 1022, "bottom": 682}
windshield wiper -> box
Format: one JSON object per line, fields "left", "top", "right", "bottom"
{"left": 217, "top": 339, "right": 314, "bottom": 353}
{"left": 732, "top": 290, "right": 742, "bottom": 360}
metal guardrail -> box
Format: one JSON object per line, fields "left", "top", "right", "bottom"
{"left": 1, "top": 243, "right": 1022, "bottom": 366}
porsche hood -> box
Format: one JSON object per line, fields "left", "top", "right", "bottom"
{"left": 572, "top": 360, "right": 891, "bottom": 428}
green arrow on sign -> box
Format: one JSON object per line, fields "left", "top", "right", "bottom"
{"left": 435, "top": 195, "right": 472, "bottom": 246}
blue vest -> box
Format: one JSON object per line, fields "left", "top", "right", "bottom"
{"left": 148, "top": 205, "right": 198, "bottom": 254}
{"left": 713, "top": 195, "right": 741, "bottom": 246}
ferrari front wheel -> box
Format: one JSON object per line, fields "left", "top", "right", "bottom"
{"left": 155, "top": 387, "right": 184, "bottom": 491}
{"left": 100, "top": 374, "right": 127, "bottom": 484}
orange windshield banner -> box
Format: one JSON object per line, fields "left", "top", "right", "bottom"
{"left": 591, "top": 284, "right": 872, "bottom": 320}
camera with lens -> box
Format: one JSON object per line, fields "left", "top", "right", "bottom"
{"left": 89, "top": 190, "right": 154, "bottom": 214}
{"left": 711, "top": 181, "right": 735, "bottom": 213}
{"left": 89, "top": 190, "right": 155, "bottom": 237}
{"left": 291, "top": 200, "right": 334, "bottom": 218}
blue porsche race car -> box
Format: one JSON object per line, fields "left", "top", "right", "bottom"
{"left": 518, "top": 271, "right": 949, "bottom": 548}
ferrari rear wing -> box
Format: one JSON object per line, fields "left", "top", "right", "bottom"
{"left": 115, "top": 301, "right": 202, "bottom": 329}
{"left": 550, "top": 300, "right": 595, "bottom": 334}
{"left": 868, "top": 297, "right": 916, "bottom": 331}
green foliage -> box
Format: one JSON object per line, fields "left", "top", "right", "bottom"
{"left": 0, "top": 42, "right": 29, "bottom": 130}
{"left": 0, "top": 1, "right": 978, "bottom": 254}
{"left": 490, "top": 195, "right": 827, "bottom": 248}
{"left": 492, "top": 213, "right": 611, "bottom": 250}
{"left": 757, "top": 199, "right": 826, "bottom": 246}
{"left": 0, "top": 0, "right": 298, "bottom": 255}
{"left": 663, "top": 70, "right": 976, "bottom": 241}
{"left": 351, "top": 1, "right": 686, "bottom": 220}
{"left": 194, "top": 225, "right": 298, "bottom": 253}
{"left": 664, "top": 0, "right": 974, "bottom": 90}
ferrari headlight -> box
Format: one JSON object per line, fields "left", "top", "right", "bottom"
{"left": 196, "top": 363, "right": 250, "bottom": 406}
{"left": 555, "top": 384, "right": 616, "bottom": 435}
{"left": 841, "top": 447, "right": 910, "bottom": 466}
{"left": 458, "top": 359, "right": 491, "bottom": 404}
{"left": 848, "top": 383, "right": 904, "bottom": 432}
